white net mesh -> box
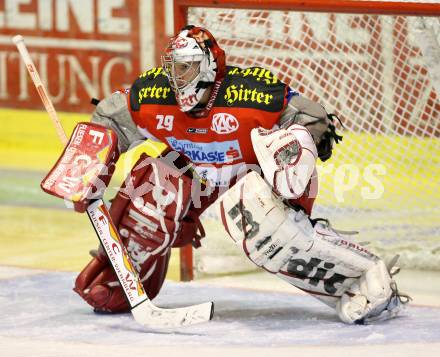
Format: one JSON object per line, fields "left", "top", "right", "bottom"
{"left": 186, "top": 4, "right": 440, "bottom": 274}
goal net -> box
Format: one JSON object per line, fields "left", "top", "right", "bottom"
{"left": 175, "top": 0, "right": 440, "bottom": 276}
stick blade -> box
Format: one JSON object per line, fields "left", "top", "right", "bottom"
{"left": 131, "top": 300, "right": 214, "bottom": 329}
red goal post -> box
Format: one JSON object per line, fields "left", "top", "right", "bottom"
{"left": 173, "top": 0, "right": 440, "bottom": 281}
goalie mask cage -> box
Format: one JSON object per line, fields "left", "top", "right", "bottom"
{"left": 173, "top": 0, "right": 440, "bottom": 281}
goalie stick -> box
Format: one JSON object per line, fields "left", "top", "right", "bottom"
{"left": 12, "top": 35, "right": 214, "bottom": 329}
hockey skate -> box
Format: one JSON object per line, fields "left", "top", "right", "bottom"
{"left": 360, "top": 256, "right": 412, "bottom": 324}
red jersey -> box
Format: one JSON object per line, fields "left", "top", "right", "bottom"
{"left": 128, "top": 66, "right": 288, "bottom": 186}
{"left": 127, "top": 65, "right": 317, "bottom": 214}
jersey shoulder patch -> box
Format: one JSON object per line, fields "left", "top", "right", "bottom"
{"left": 215, "top": 66, "right": 288, "bottom": 112}
{"left": 130, "top": 67, "right": 177, "bottom": 111}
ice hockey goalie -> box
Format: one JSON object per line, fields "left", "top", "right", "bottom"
{"left": 40, "top": 25, "right": 409, "bottom": 323}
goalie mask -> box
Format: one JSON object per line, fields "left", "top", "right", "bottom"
{"left": 161, "top": 26, "right": 226, "bottom": 113}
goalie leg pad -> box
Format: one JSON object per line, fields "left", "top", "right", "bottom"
{"left": 217, "top": 172, "right": 404, "bottom": 323}
{"left": 75, "top": 153, "right": 195, "bottom": 312}
{"left": 74, "top": 251, "right": 170, "bottom": 313}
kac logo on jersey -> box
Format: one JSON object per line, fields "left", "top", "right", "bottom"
{"left": 211, "top": 113, "right": 239, "bottom": 134}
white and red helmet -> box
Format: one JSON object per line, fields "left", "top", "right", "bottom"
{"left": 161, "top": 26, "right": 226, "bottom": 113}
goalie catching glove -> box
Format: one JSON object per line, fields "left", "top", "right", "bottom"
{"left": 283, "top": 95, "right": 343, "bottom": 162}
{"left": 293, "top": 112, "right": 343, "bottom": 162}
{"left": 251, "top": 124, "right": 317, "bottom": 200}
{"left": 217, "top": 171, "right": 409, "bottom": 324}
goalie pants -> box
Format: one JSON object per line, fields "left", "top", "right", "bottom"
{"left": 74, "top": 152, "right": 218, "bottom": 313}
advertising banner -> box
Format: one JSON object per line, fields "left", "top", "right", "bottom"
{"left": 0, "top": 0, "right": 150, "bottom": 112}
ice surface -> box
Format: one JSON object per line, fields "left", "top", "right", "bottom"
{"left": 1, "top": 270, "right": 440, "bottom": 352}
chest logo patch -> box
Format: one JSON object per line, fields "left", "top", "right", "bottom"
{"left": 165, "top": 137, "right": 243, "bottom": 164}
{"left": 187, "top": 128, "right": 208, "bottom": 134}
{"left": 211, "top": 113, "right": 239, "bottom": 134}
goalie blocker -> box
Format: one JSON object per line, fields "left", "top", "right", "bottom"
{"left": 41, "top": 122, "right": 119, "bottom": 212}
